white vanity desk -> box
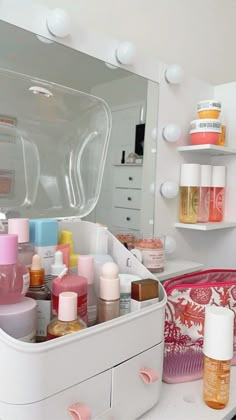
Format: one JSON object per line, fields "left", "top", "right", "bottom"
{"left": 140, "top": 366, "right": 236, "bottom": 420}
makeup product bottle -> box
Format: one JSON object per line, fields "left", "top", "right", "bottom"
{"left": 47, "top": 291, "right": 86, "bottom": 340}
{"left": 0, "top": 297, "right": 37, "bottom": 343}
{"left": 29, "top": 218, "right": 58, "bottom": 276}
{"left": 26, "top": 254, "right": 51, "bottom": 342}
{"left": 58, "top": 230, "right": 78, "bottom": 274}
{"left": 179, "top": 163, "right": 200, "bottom": 223}
{"left": 91, "top": 224, "right": 113, "bottom": 296}
{"left": 130, "top": 279, "right": 159, "bottom": 311}
{"left": 119, "top": 273, "right": 141, "bottom": 316}
{"left": 98, "top": 262, "right": 120, "bottom": 323}
{"left": 49, "top": 250, "right": 67, "bottom": 291}
{"left": 56, "top": 243, "right": 70, "bottom": 268}
{"left": 0, "top": 234, "right": 30, "bottom": 304}
{"left": 52, "top": 267, "right": 88, "bottom": 324}
{"left": 197, "top": 165, "right": 212, "bottom": 223}
{"left": 209, "top": 166, "right": 226, "bottom": 222}
{"left": 203, "top": 306, "right": 234, "bottom": 409}
{"left": 77, "top": 255, "right": 97, "bottom": 327}
{"left": 8, "top": 218, "right": 35, "bottom": 268}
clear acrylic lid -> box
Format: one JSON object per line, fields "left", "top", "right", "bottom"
{"left": 0, "top": 68, "right": 111, "bottom": 219}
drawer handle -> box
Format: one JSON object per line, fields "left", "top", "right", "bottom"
{"left": 67, "top": 402, "right": 91, "bottom": 420}
{"left": 128, "top": 176, "right": 133, "bottom": 181}
{"left": 126, "top": 217, "right": 131, "bottom": 221}
{"left": 139, "top": 367, "right": 158, "bottom": 384}
{"left": 127, "top": 197, "right": 132, "bottom": 201}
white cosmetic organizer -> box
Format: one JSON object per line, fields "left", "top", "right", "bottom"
{"left": 0, "top": 67, "right": 167, "bottom": 420}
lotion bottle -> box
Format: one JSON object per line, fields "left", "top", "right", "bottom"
{"left": 179, "top": 164, "right": 200, "bottom": 223}
{"left": 98, "top": 262, "right": 120, "bottom": 323}
{"left": 209, "top": 166, "right": 226, "bottom": 222}
{"left": 203, "top": 306, "right": 234, "bottom": 409}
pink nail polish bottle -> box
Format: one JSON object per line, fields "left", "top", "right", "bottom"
{"left": 0, "top": 234, "right": 30, "bottom": 304}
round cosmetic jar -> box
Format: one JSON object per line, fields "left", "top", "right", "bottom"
{"left": 197, "top": 100, "right": 221, "bottom": 119}
{"left": 190, "top": 119, "right": 221, "bottom": 145}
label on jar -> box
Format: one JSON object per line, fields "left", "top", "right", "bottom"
{"left": 141, "top": 249, "right": 164, "bottom": 270}
{"left": 22, "top": 272, "right": 30, "bottom": 295}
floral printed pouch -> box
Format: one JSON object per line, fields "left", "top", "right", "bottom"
{"left": 163, "top": 269, "right": 236, "bottom": 383}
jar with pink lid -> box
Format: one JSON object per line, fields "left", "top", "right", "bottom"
{"left": 131, "top": 236, "right": 165, "bottom": 273}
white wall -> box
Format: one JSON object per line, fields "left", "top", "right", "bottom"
{"left": 37, "top": 0, "right": 236, "bottom": 85}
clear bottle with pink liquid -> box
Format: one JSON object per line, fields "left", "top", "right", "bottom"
{"left": 209, "top": 166, "right": 226, "bottom": 222}
{"left": 197, "top": 165, "right": 212, "bottom": 223}
{"left": 8, "top": 218, "right": 35, "bottom": 268}
{"left": 0, "top": 234, "right": 30, "bottom": 304}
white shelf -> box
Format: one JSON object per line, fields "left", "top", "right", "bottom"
{"left": 177, "top": 144, "right": 236, "bottom": 156}
{"left": 114, "top": 163, "right": 143, "bottom": 166}
{"left": 175, "top": 221, "right": 236, "bottom": 231}
{"left": 153, "top": 259, "right": 204, "bottom": 281}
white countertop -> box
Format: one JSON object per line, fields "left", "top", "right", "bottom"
{"left": 140, "top": 367, "right": 236, "bottom": 420}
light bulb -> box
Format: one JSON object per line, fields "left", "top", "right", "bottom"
{"left": 165, "top": 235, "right": 177, "bottom": 255}
{"left": 162, "top": 124, "right": 181, "bottom": 142}
{"left": 46, "top": 8, "right": 71, "bottom": 38}
{"left": 115, "top": 42, "right": 136, "bottom": 65}
{"left": 165, "top": 64, "right": 184, "bottom": 85}
{"left": 160, "top": 181, "right": 179, "bottom": 199}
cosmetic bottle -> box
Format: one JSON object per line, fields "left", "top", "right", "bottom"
{"left": 58, "top": 230, "right": 78, "bottom": 274}
{"left": 179, "top": 163, "right": 200, "bottom": 223}
{"left": 26, "top": 254, "right": 51, "bottom": 342}
{"left": 119, "top": 273, "right": 141, "bottom": 316}
{"left": 78, "top": 255, "right": 97, "bottom": 326}
{"left": 130, "top": 279, "right": 159, "bottom": 311}
{"left": 91, "top": 224, "right": 113, "bottom": 296}
{"left": 203, "top": 306, "right": 234, "bottom": 409}
{"left": 52, "top": 267, "right": 88, "bottom": 324}
{"left": 197, "top": 165, "right": 212, "bottom": 223}
{"left": 49, "top": 250, "right": 67, "bottom": 291}
{"left": 98, "top": 262, "right": 120, "bottom": 323}
{"left": 47, "top": 291, "right": 86, "bottom": 340}
{"left": 8, "top": 218, "right": 35, "bottom": 268}
{"left": 209, "top": 166, "right": 226, "bottom": 222}
{"left": 56, "top": 243, "right": 70, "bottom": 268}
{"left": 0, "top": 234, "right": 30, "bottom": 304}
{"left": 29, "top": 218, "right": 58, "bottom": 276}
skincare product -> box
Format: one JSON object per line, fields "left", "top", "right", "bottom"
{"left": 131, "top": 279, "right": 159, "bottom": 311}
{"left": 91, "top": 224, "right": 113, "bottom": 296}
{"left": 132, "top": 237, "right": 165, "bottom": 273}
{"left": 197, "top": 165, "right": 211, "bottom": 223}
{"left": 0, "top": 234, "right": 29, "bottom": 304}
{"left": 98, "top": 262, "right": 120, "bottom": 323}
{"left": 49, "top": 250, "right": 67, "bottom": 290}
{"left": 47, "top": 291, "right": 86, "bottom": 340}
{"left": 29, "top": 218, "right": 58, "bottom": 276}
{"left": 8, "top": 218, "right": 35, "bottom": 267}
{"left": 203, "top": 306, "right": 234, "bottom": 409}
{"left": 58, "top": 230, "right": 78, "bottom": 274}
{"left": 56, "top": 243, "right": 70, "bottom": 268}
{"left": 179, "top": 163, "right": 200, "bottom": 223}
{"left": 209, "top": 165, "right": 226, "bottom": 222}
{"left": 26, "top": 254, "right": 51, "bottom": 342}
{"left": 78, "top": 255, "right": 97, "bottom": 327}
{"left": 119, "top": 273, "right": 141, "bottom": 316}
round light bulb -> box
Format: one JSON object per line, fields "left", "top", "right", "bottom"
{"left": 46, "top": 8, "right": 71, "bottom": 38}
{"left": 165, "top": 64, "right": 184, "bottom": 85}
{"left": 160, "top": 181, "right": 179, "bottom": 199}
{"left": 162, "top": 124, "right": 181, "bottom": 142}
{"left": 165, "top": 235, "right": 177, "bottom": 255}
{"left": 115, "top": 42, "right": 136, "bottom": 65}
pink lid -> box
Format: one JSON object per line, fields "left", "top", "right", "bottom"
{"left": 8, "top": 218, "right": 29, "bottom": 243}
{"left": 58, "top": 291, "right": 77, "bottom": 321}
{"left": 0, "top": 234, "right": 17, "bottom": 264}
{"left": 78, "top": 255, "right": 94, "bottom": 285}
{"left": 52, "top": 272, "right": 87, "bottom": 296}
{"left": 99, "top": 261, "right": 120, "bottom": 300}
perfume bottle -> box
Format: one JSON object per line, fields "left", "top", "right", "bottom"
{"left": 78, "top": 255, "right": 97, "bottom": 327}
{"left": 8, "top": 218, "right": 35, "bottom": 268}
{"left": 98, "top": 262, "right": 120, "bottom": 323}
{"left": 179, "top": 164, "right": 200, "bottom": 223}
{"left": 203, "top": 306, "right": 234, "bottom": 409}
{"left": 0, "top": 234, "right": 29, "bottom": 304}
{"left": 58, "top": 230, "right": 78, "bottom": 274}
{"left": 197, "top": 165, "right": 212, "bottom": 223}
{"left": 209, "top": 166, "right": 226, "bottom": 222}
{"left": 26, "top": 254, "right": 51, "bottom": 342}
{"left": 47, "top": 291, "right": 86, "bottom": 339}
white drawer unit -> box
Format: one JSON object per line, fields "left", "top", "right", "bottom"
{"left": 113, "top": 188, "right": 141, "bottom": 209}
{"left": 113, "top": 165, "right": 143, "bottom": 189}
{"left": 112, "top": 207, "right": 140, "bottom": 230}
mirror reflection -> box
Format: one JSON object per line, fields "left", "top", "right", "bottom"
{"left": 0, "top": 20, "right": 159, "bottom": 236}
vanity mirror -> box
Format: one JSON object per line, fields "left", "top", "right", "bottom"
{"left": 0, "top": 19, "right": 158, "bottom": 236}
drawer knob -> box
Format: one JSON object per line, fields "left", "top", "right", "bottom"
{"left": 139, "top": 367, "right": 158, "bottom": 384}
{"left": 126, "top": 217, "right": 131, "bottom": 221}
{"left": 128, "top": 176, "right": 133, "bottom": 181}
{"left": 67, "top": 402, "right": 91, "bottom": 420}
{"left": 127, "top": 197, "right": 132, "bottom": 201}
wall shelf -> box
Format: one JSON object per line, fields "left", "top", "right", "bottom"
{"left": 154, "top": 259, "right": 204, "bottom": 282}
{"left": 177, "top": 144, "right": 236, "bottom": 156}
{"left": 175, "top": 221, "right": 236, "bottom": 231}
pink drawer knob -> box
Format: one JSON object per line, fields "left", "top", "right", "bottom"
{"left": 139, "top": 367, "right": 158, "bottom": 384}
{"left": 67, "top": 402, "right": 91, "bottom": 420}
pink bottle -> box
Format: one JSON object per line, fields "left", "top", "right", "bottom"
{"left": 209, "top": 166, "right": 226, "bottom": 222}
{"left": 0, "top": 234, "right": 30, "bottom": 304}
{"left": 197, "top": 165, "right": 212, "bottom": 223}
{"left": 52, "top": 268, "right": 88, "bottom": 324}
{"left": 8, "top": 218, "right": 35, "bottom": 268}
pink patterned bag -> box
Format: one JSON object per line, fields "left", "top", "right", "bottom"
{"left": 163, "top": 269, "right": 236, "bottom": 383}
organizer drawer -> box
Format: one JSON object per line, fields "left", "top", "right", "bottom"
{"left": 113, "top": 166, "right": 142, "bottom": 189}
{"left": 111, "top": 342, "right": 164, "bottom": 419}
{"left": 0, "top": 369, "right": 111, "bottom": 420}
{"left": 112, "top": 207, "right": 140, "bottom": 229}
{"left": 113, "top": 188, "right": 141, "bottom": 209}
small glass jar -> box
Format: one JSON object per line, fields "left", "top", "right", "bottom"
{"left": 115, "top": 232, "right": 136, "bottom": 250}
{"left": 133, "top": 236, "right": 165, "bottom": 273}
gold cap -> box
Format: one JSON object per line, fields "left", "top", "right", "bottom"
{"left": 131, "top": 279, "right": 158, "bottom": 301}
